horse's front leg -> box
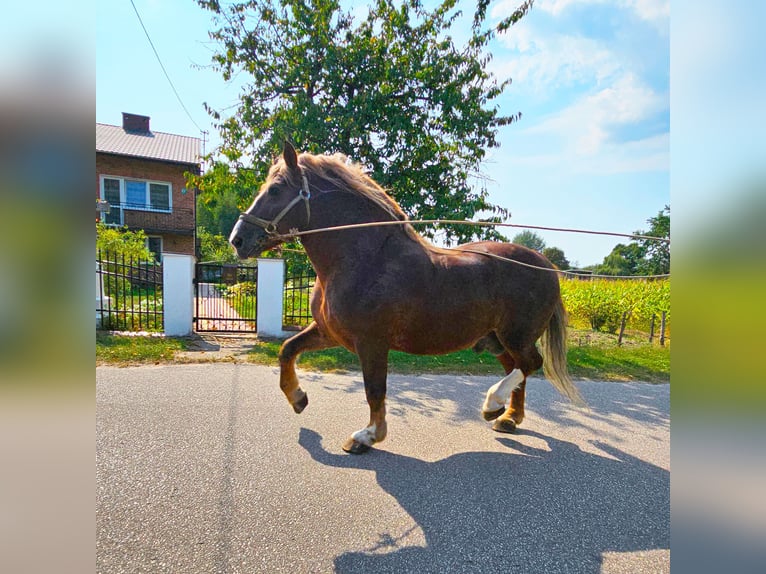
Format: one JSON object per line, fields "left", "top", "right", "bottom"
{"left": 342, "top": 344, "right": 389, "bottom": 454}
{"left": 279, "top": 322, "right": 336, "bottom": 413}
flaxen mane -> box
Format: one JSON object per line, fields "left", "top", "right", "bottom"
{"left": 264, "top": 152, "right": 426, "bottom": 244}
{"left": 303, "top": 154, "right": 408, "bottom": 222}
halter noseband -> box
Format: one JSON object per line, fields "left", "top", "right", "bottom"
{"left": 238, "top": 172, "right": 311, "bottom": 236}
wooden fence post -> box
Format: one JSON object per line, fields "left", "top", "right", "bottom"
{"left": 659, "top": 311, "right": 667, "bottom": 346}
{"left": 649, "top": 314, "right": 656, "bottom": 343}
{"left": 618, "top": 312, "right": 628, "bottom": 346}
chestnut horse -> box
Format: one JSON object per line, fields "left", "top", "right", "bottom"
{"left": 230, "top": 143, "right": 583, "bottom": 454}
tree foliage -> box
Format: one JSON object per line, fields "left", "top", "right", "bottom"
{"left": 512, "top": 230, "right": 546, "bottom": 252}
{"left": 640, "top": 205, "right": 670, "bottom": 274}
{"left": 191, "top": 161, "right": 260, "bottom": 238}
{"left": 197, "top": 226, "right": 240, "bottom": 263}
{"left": 197, "top": 0, "right": 534, "bottom": 244}
{"left": 542, "top": 246, "right": 570, "bottom": 270}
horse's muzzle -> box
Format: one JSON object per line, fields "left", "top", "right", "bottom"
{"left": 229, "top": 218, "right": 265, "bottom": 259}
{"left": 229, "top": 218, "right": 285, "bottom": 259}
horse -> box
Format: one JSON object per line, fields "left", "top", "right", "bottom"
{"left": 229, "top": 142, "right": 584, "bottom": 454}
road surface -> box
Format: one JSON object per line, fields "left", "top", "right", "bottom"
{"left": 97, "top": 364, "right": 669, "bottom": 573}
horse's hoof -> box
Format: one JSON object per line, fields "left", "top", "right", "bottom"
{"left": 492, "top": 417, "right": 517, "bottom": 434}
{"left": 292, "top": 392, "right": 308, "bottom": 414}
{"left": 342, "top": 438, "right": 371, "bottom": 454}
{"left": 482, "top": 407, "right": 505, "bottom": 421}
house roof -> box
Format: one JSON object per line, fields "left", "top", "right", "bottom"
{"left": 96, "top": 123, "right": 201, "bottom": 165}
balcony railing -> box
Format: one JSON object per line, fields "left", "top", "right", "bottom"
{"left": 102, "top": 203, "right": 194, "bottom": 235}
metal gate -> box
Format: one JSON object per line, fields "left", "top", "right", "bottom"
{"left": 194, "top": 262, "right": 258, "bottom": 332}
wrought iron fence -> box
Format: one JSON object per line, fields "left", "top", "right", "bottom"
{"left": 97, "top": 250, "right": 163, "bottom": 331}
{"left": 283, "top": 270, "right": 316, "bottom": 329}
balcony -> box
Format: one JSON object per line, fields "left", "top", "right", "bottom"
{"left": 102, "top": 203, "right": 195, "bottom": 236}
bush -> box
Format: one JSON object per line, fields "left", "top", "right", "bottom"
{"left": 96, "top": 222, "right": 153, "bottom": 261}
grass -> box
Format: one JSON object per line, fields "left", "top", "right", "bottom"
{"left": 248, "top": 329, "right": 670, "bottom": 383}
{"left": 567, "top": 344, "right": 669, "bottom": 383}
{"left": 95, "top": 328, "right": 669, "bottom": 383}
{"left": 249, "top": 343, "right": 505, "bottom": 375}
{"left": 96, "top": 332, "right": 187, "bottom": 365}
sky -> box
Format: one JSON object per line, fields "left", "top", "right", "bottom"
{"left": 96, "top": 0, "right": 669, "bottom": 267}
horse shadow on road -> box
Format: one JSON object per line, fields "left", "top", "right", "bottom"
{"left": 298, "top": 427, "right": 669, "bottom": 574}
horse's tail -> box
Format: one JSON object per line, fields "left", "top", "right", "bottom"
{"left": 540, "top": 298, "right": 586, "bottom": 407}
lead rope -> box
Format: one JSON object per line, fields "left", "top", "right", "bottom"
{"left": 240, "top": 178, "right": 669, "bottom": 279}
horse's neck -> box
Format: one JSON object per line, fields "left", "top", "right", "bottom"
{"left": 300, "top": 192, "right": 422, "bottom": 278}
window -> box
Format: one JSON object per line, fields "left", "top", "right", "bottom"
{"left": 147, "top": 236, "right": 163, "bottom": 262}
{"left": 125, "top": 180, "right": 146, "bottom": 207}
{"left": 149, "top": 183, "right": 170, "bottom": 211}
{"left": 102, "top": 178, "right": 122, "bottom": 225}
{"left": 99, "top": 176, "right": 172, "bottom": 222}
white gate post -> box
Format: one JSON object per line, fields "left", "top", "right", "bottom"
{"left": 163, "top": 253, "right": 195, "bottom": 336}
{"left": 256, "top": 258, "right": 286, "bottom": 338}
{"left": 96, "top": 261, "right": 109, "bottom": 327}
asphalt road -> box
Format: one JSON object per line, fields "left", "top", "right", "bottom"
{"left": 96, "top": 364, "right": 669, "bottom": 574}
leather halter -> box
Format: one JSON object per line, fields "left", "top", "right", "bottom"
{"left": 238, "top": 172, "right": 311, "bottom": 235}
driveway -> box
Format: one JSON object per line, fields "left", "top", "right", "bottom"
{"left": 195, "top": 283, "right": 256, "bottom": 332}
{"left": 96, "top": 364, "right": 669, "bottom": 573}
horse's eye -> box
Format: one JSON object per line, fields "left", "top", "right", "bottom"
{"left": 268, "top": 185, "right": 280, "bottom": 196}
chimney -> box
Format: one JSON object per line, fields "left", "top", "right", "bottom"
{"left": 122, "top": 113, "right": 150, "bottom": 133}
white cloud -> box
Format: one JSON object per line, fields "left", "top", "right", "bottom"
{"left": 489, "top": 29, "right": 621, "bottom": 93}
{"left": 627, "top": 0, "right": 670, "bottom": 23}
{"left": 495, "top": 74, "right": 668, "bottom": 174}
{"left": 491, "top": 0, "right": 669, "bottom": 25}
{"left": 525, "top": 74, "right": 666, "bottom": 153}
{"left": 486, "top": 0, "right": 669, "bottom": 176}
{"left": 502, "top": 132, "right": 668, "bottom": 175}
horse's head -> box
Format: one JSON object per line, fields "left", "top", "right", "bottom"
{"left": 229, "top": 142, "right": 311, "bottom": 259}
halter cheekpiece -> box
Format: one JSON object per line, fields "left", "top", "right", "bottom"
{"left": 238, "top": 171, "right": 311, "bottom": 236}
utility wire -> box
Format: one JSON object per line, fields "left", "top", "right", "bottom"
{"left": 279, "top": 219, "right": 671, "bottom": 244}
{"left": 128, "top": 0, "right": 203, "bottom": 133}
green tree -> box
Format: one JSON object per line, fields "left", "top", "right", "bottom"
{"left": 598, "top": 243, "right": 646, "bottom": 276}
{"left": 197, "top": 227, "right": 240, "bottom": 263}
{"left": 512, "top": 230, "right": 546, "bottom": 252}
{"left": 637, "top": 205, "right": 670, "bottom": 275}
{"left": 542, "top": 246, "right": 570, "bottom": 270}
{"left": 197, "top": 0, "right": 534, "bottom": 244}
{"left": 595, "top": 206, "right": 670, "bottom": 276}
{"left": 191, "top": 161, "right": 261, "bottom": 238}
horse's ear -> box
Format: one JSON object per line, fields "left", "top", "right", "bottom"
{"left": 283, "top": 140, "right": 299, "bottom": 171}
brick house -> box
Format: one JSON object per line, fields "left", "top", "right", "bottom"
{"left": 96, "top": 113, "right": 200, "bottom": 259}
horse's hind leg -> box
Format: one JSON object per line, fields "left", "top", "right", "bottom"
{"left": 480, "top": 352, "right": 526, "bottom": 425}
{"left": 492, "top": 344, "right": 543, "bottom": 434}
{"left": 279, "top": 322, "right": 336, "bottom": 413}
{"left": 481, "top": 351, "right": 517, "bottom": 421}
